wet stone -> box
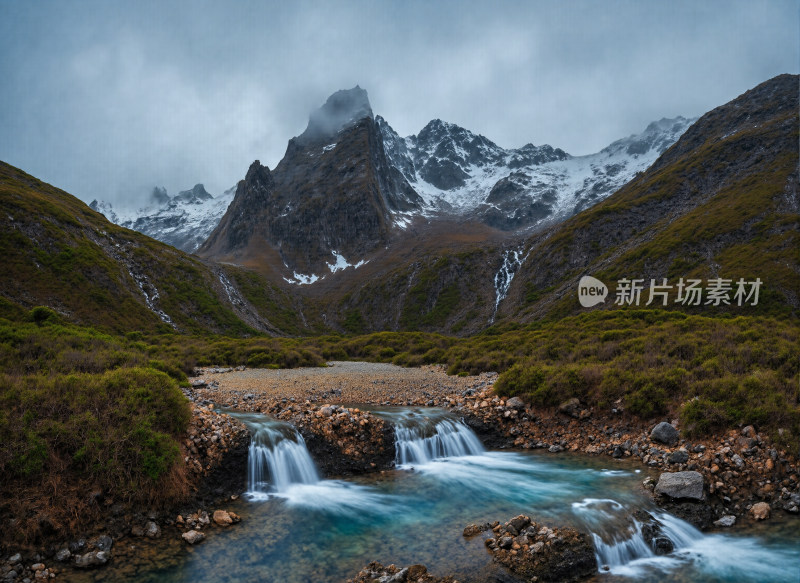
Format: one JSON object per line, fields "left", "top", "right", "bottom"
{"left": 714, "top": 515, "right": 736, "bottom": 527}
{"left": 655, "top": 471, "right": 704, "bottom": 500}
{"left": 181, "top": 530, "right": 206, "bottom": 545}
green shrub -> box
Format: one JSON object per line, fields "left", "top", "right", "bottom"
{"left": 29, "top": 306, "right": 62, "bottom": 326}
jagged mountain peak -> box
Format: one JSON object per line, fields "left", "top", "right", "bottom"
{"left": 299, "top": 86, "right": 373, "bottom": 145}
{"left": 415, "top": 118, "right": 501, "bottom": 153}
{"left": 150, "top": 186, "right": 170, "bottom": 206}
{"left": 89, "top": 199, "right": 118, "bottom": 223}
{"left": 600, "top": 116, "right": 695, "bottom": 158}
{"left": 111, "top": 87, "right": 695, "bottom": 268}
{"left": 173, "top": 183, "right": 213, "bottom": 204}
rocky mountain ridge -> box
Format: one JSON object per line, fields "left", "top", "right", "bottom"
{"left": 90, "top": 184, "right": 236, "bottom": 253}
{"left": 93, "top": 87, "right": 693, "bottom": 275}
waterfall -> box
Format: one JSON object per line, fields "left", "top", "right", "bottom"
{"left": 248, "top": 423, "right": 319, "bottom": 493}
{"left": 571, "top": 498, "right": 703, "bottom": 573}
{"left": 392, "top": 412, "right": 485, "bottom": 466}
{"left": 492, "top": 246, "right": 529, "bottom": 321}
{"left": 228, "top": 412, "right": 320, "bottom": 495}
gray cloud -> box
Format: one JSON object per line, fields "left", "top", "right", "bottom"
{"left": 0, "top": 0, "right": 797, "bottom": 209}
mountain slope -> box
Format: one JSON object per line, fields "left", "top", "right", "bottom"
{"left": 501, "top": 73, "right": 799, "bottom": 320}
{"left": 0, "top": 161, "right": 304, "bottom": 335}
{"left": 198, "top": 87, "right": 692, "bottom": 288}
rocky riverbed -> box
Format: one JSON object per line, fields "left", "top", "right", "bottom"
{"left": 191, "top": 362, "right": 799, "bottom": 528}
{"left": 445, "top": 387, "right": 800, "bottom": 528}
{"left": 347, "top": 562, "right": 458, "bottom": 583}
{"left": 469, "top": 514, "right": 596, "bottom": 582}
{"left": 4, "top": 362, "right": 798, "bottom": 582}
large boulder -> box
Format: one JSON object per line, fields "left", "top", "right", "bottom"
{"left": 655, "top": 471, "right": 704, "bottom": 500}
{"left": 650, "top": 422, "right": 679, "bottom": 445}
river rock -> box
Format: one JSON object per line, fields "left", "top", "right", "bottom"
{"left": 463, "top": 523, "right": 488, "bottom": 537}
{"left": 8, "top": 554, "right": 21, "bottom": 565}
{"left": 181, "top": 530, "right": 206, "bottom": 545}
{"left": 750, "top": 502, "right": 771, "bottom": 520}
{"left": 55, "top": 549, "right": 71, "bottom": 562}
{"left": 668, "top": 450, "right": 689, "bottom": 464}
{"left": 634, "top": 510, "right": 674, "bottom": 555}
{"left": 94, "top": 535, "right": 113, "bottom": 551}
{"left": 212, "top": 510, "right": 240, "bottom": 527}
{"left": 713, "top": 515, "right": 736, "bottom": 527}
{"left": 483, "top": 515, "right": 596, "bottom": 582}
{"left": 68, "top": 539, "right": 87, "bottom": 554}
{"left": 558, "top": 398, "right": 581, "bottom": 418}
{"left": 347, "top": 561, "right": 456, "bottom": 583}
{"left": 506, "top": 397, "right": 525, "bottom": 410}
{"left": 74, "top": 550, "right": 109, "bottom": 568}
{"left": 650, "top": 422, "right": 679, "bottom": 446}
{"left": 145, "top": 521, "right": 161, "bottom": 538}
{"left": 655, "top": 471, "right": 704, "bottom": 500}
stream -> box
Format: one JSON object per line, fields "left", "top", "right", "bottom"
{"left": 71, "top": 407, "right": 800, "bottom": 582}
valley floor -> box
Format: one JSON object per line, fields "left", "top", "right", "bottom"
{"left": 193, "top": 361, "right": 486, "bottom": 405}
{"left": 4, "top": 362, "right": 799, "bottom": 582}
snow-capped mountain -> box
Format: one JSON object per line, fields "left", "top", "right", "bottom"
{"left": 93, "top": 87, "right": 693, "bottom": 269}
{"left": 378, "top": 114, "right": 694, "bottom": 230}
{"left": 90, "top": 184, "right": 236, "bottom": 253}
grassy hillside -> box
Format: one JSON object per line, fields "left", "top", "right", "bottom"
{"left": 504, "top": 74, "right": 799, "bottom": 321}
{"left": 0, "top": 161, "right": 307, "bottom": 336}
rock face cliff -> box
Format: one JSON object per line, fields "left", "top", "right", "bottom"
{"left": 94, "top": 86, "right": 692, "bottom": 281}
{"left": 199, "top": 87, "right": 422, "bottom": 276}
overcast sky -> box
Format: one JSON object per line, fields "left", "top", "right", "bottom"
{"left": 1, "top": 0, "right": 797, "bottom": 209}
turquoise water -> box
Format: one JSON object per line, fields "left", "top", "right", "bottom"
{"left": 69, "top": 408, "right": 800, "bottom": 583}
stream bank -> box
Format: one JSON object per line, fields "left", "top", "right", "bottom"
{"left": 5, "top": 362, "right": 798, "bottom": 582}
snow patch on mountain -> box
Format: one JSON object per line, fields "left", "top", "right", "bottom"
{"left": 88, "top": 199, "right": 119, "bottom": 223}
{"left": 327, "top": 250, "right": 368, "bottom": 273}
{"left": 283, "top": 272, "right": 321, "bottom": 285}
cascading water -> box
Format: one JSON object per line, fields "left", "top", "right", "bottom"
{"left": 571, "top": 498, "right": 730, "bottom": 577}
{"left": 228, "top": 412, "right": 319, "bottom": 495}
{"left": 90, "top": 405, "right": 800, "bottom": 583}
{"left": 388, "top": 409, "right": 485, "bottom": 465}
{"left": 248, "top": 422, "right": 319, "bottom": 493}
